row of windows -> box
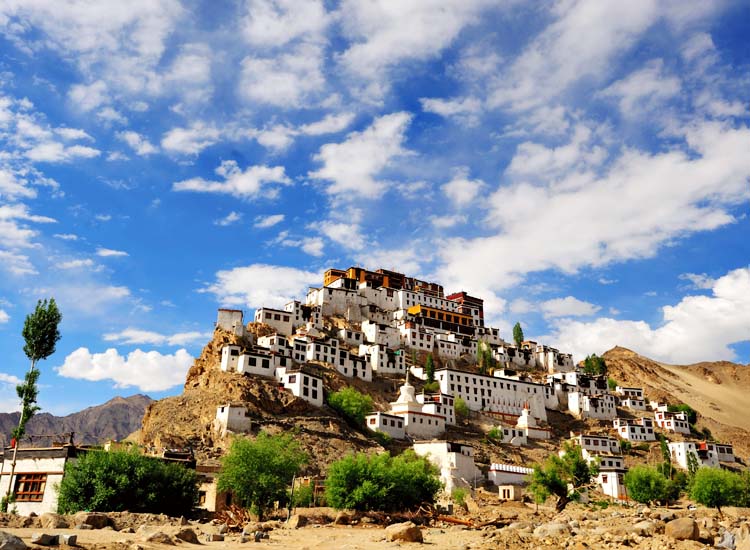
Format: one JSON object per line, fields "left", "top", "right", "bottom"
{"left": 264, "top": 311, "right": 291, "bottom": 323}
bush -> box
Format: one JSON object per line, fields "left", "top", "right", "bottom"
{"left": 583, "top": 354, "right": 606, "bottom": 375}
{"left": 423, "top": 381, "right": 440, "bottom": 393}
{"left": 325, "top": 450, "right": 441, "bottom": 511}
{"left": 451, "top": 488, "right": 468, "bottom": 507}
{"left": 623, "top": 465, "right": 668, "bottom": 504}
{"left": 528, "top": 442, "right": 597, "bottom": 512}
{"left": 328, "top": 387, "right": 374, "bottom": 425}
{"left": 487, "top": 427, "right": 503, "bottom": 441}
{"left": 218, "top": 431, "right": 307, "bottom": 520}
{"left": 607, "top": 378, "right": 617, "bottom": 391}
{"left": 372, "top": 431, "right": 392, "bottom": 446}
{"left": 635, "top": 442, "right": 651, "bottom": 452}
{"left": 57, "top": 449, "right": 198, "bottom": 516}
{"left": 668, "top": 404, "right": 697, "bottom": 425}
{"left": 454, "top": 397, "right": 469, "bottom": 419}
{"left": 291, "top": 483, "right": 314, "bottom": 508}
{"left": 620, "top": 440, "right": 632, "bottom": 454}
{"left": 690, "top": 467, "right": 743, "bottom": 515}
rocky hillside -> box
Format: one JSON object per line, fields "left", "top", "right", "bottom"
{"left": 0, "top": 394, "right": 153, "bottom": 446}
{"left": 604, "top": 346, "right": 750, "bottom": 456}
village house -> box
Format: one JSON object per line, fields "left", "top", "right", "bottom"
{"left": 213, "top": 403, "right": 253, "bottom": 437}
{"left": 358, "top": 343, "right": 406, "bottom": 374}
{"left": 413, "top": 441, "right": 482, "bottom": 493}
{"left": 388, "top": 378, "right": 446, "bottom": 439}
{"left": 488, "top": 463, "right": 533, "bottom": 486}
{"left": 364, "top": 412, "right": 405, "bottom": 440}
{"left": 614, "top": 386, "right": 647, "bottom": 411}
{"left": 275, "top": 367, "right": 324, "bottom": 407}
{"left": 253, "top": 307, "right": 294, "bottom": 336}
{"left": 613, "top": 417, "right": 656, "bottom": 442}
{"left": 416, "top": 392, "right": 456, "bottom": 425}
{"left": 707, "top": 442, "right": 735, "bottom": 463}
{"left": 668, "top": 441, "right": 720, "bottom": 470}
{"left": 567, "top": 391, "right": 617, "bottom": 420}
{"left": 216, "top": 308, "right": 247, "bottom": 337}
{"left": 654, "top": 411, "right": 691, "bottom": 434}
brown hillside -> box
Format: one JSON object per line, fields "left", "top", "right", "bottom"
{"left": 603, "top": 346, "right": 750, "bottom": 456}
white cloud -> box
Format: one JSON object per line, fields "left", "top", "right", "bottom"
{"left": 300, "top": 237, "right": 324, "bottom": 257}
{"left": 299, "top": 112, "right": 355, "bottom": 135}
{"left": 102, "top": 328, "right": 211, "bottom": 346}
{"left": 117, "top": 131, "right": 158, "bottom": 156}
{"left": 68, "top": 80, "right": 109, "bottom": 112}
{"left": 97, "top": 107, "right": 128, "bottom": 125}
{"left": 173, "top": 160, "right": 292, "bottom": 200}
{"left": 309, "top": 112, "right": 412, "bottom": 199}
{"left": 0, "top": 169, "right": 36, "bottom": 200}
{"left": 161, "top": 123, "right": 220, "bottom": 155}
{"left": 508, "top": 298, "right": 534, "bottom": 315}
{"left": 242, "top": 0, "right": 329, "bottom": 47}
{"left": 354, "top": 245, "right": 427, "bottom": 279}
{"left": 254, "top": 214, "right": 285, "bottom": 228}
{"left": 56, "top": 347, "right": 193, "bottom": 392}
{"left": 598, "top": 277, "right": 617, "bottom": 285}
{"left": 53, "top": 233, "right": 78, "bottom": 241}
{"left": 0, "top": 309, "right": 8, "bottom": 323}
{"left": 540, "top": 296, "right": 601, "bottom": 318}
{"left": 214, "top": 211, "right": 243, "bottom": 227}
{"left": 253, "top": 124, "right": 297, "bottom": 152}
{"left": 436, "top": 120, "right": 750, "bottom": 292}
{"left": 35, "top": 283, "right": 131, "bottom": 316}
{"left": 24, "top": 142, "right": 100, "bottom": 163}
{"left": 420, "top": 96, "right": 482, "bottom": 126}
{"left": 441, "top": 167, "right": 486, "bottom": 208}
{"left": 679, "top": 272, "right": 716, "bottom": 290}
{"left": 96, "top": 247, "right": 128, "bottom": 257}
{"left": 319, "top": 221, "right": 365, "bottom": 250}
{"left": 55, "top": 127, "right": 93, "bottom": 141}
{"left": 58, "top": 258, "right": 95, "bottom": 270}
{"left": 546, "top": 267, "right": 750, "bottom": 364}
{"left": 203, "top": 263, "right": 320, "bottom": 309}
{"left": 600, "top": 59, "right": 681, "bottom": 114}
{"left": 165, "top": 43, "right": 213, "bottom": 104}
{"left": 430, "top": 214, "right": 466, "bottom": 229}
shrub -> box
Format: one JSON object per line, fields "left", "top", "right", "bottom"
{"left": 607, "top": 378, "right": 617, "bottom": 391}
{"left": 327, "top": 387, "right": 374, "bottom": 425}
{"left": 690, "top": 467, "right": 743, "bottom": 516}
{"left": 218, "top": 431, "right": 307, "bottom": 520}
{"left": 528, "top": 442, "right": 597, "bottom": 512}
{"left": 451, "top": 488, "right": 468, "bottom": 507}
{"left": 372, "top": 431, "right": 392, "bottom": 446}
{"left": 57, "top": 449, "right": 198, "bottom": 516}
{"left": 291, "top": 483, "right": 314, "bottom": 508}
{"left": 635, "top": 442, "right": 651, "bottom": 452}
{"left": 623, "top": 465, "right": 668, "bottom": 504}
{"left": 620, "top": 440, "right": 632, "bottom": 454}
{"left": 668, "top": 404, "right": 697, "bottom": 425}
{"left": 423, "top": 381, "right": 440, "bottom": 393}
{"left": 487, "top": 427, "right": 502, "bottom": 441}
{"left": 583, "top": 354, "right": 606, "bottom": 375}
{"left": 454, "top": 397, "right": 469, "bottom": 419}
{"left": 325, "top": 450, "right": 441, "bottom": 511}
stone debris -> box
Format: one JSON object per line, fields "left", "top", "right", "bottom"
{"left": 665, "top": 517, "right": 700, "bottom": 541}
{"left": 40, "top": 513, "right": 69, "bottom": 530}
{"left": 61, "top": 534, "right": 77, "bottom": 546}
{"left": 384, "top": 521, "right": 423, "bottom": 543}
{"left": 204, "top": 533, "right": 224, "bottom": 542}
{"left": 175, "top": 528, "right": 200, "bottom": 544}
{"left": 286, "top": 515, "right": 307, "bottom": 529}
{"left": 0, "top": 532, "right": 26, "bottom": 550}
{"left": 30, "top": 533, "right": 58, "bottom": 546}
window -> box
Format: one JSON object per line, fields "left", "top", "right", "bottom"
{"left": 14, "top": 473, "right": 46, "bottom": 502}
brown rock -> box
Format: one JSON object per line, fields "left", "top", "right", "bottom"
{"left": 40, "top": 514, "right": 69, "bottom": 530}
{"left": 175, "top": 528, "right": 200, "bottom": 544}
{"left": 385, "top": 522, "right": 423, "bottom": 543}
{"left": 286, "top": 515, "right": 307, "bottom": 529}
{"left": 665, "top": 517, "right": 699, "bottom": 541}
{"left": 333, "top": 511, "right": 352, "bottom": 525}
{"left": 144, "top": 532, "right": 176, "bottom": 545}
{"left": 73, "top": 512, "right": 110, "bottom": 529}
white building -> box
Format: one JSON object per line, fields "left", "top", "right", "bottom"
{"left": 654, "top": 411, "right": 691, "bottom": 434}
{"left": 596, "top": 461, "right": 627, "bottom": 500}
{"left": 488, "top": 463, "right": 533, "bottom": 486}
{"left": 220, "top": 345, "right": 241, "bottom": 372}
{"left": 707, "top": 443, "right": 735, "bottom": 463}
{"left": 413, "top": 441, "right": 482, "bottom": 493}
{"left": 362, "top": 320, "right": 402, "bottom": 349}
{"left": 214, "top": 404, "right": 253, "bottom": 436}
{"left": 305, "top": 337, "right": 339, "bottom": 365}
{"left": 365, "top": 412, "right": 405, "bottom": 440}
{"left": 567, "top": 392, "right": 617, "bottom": 420}
{"left": 416, "top": 393, "right": 456, "bottom": 425}
{"left": 358, "top": 344, "right": 406, "bottom": 375}
{"left": 237, "top": 348, "right": 276, "bottom": 376}
{"left": 571, "top": 434, "right": 622, "bottom": 458}
{"left": 614, "top": 386, "right": 647, "bottom": 410}
{"left": 216, "top": 308, "right": 246, "bottom": 337}
{"left": 668, "top": 441, "right": 720, "bottom": 470}
{"left": 613, "top": 418, "right": 656, "bottom": 442}
{"left": 389, "top": 379, "right": 445, "bottom": 439}
{"left": 254, "top": 307, "right": 294, "bottom": 335}
{"left": 0, "top": 446, "right": 79, "bottom": 515}
{"left": 334, "top": 349, "right": 372, "bottom": 382}
{"left": 533, "top": 345, "right": 575, "bottom": 373}
{"left": 516, "top": 406, "right": 551, "bottom": 440}
{"left": 275, "top": 367, "right": 324, "bottom": 407}
{"left": 337, "top": 327, "right": 364, "bottom": 347}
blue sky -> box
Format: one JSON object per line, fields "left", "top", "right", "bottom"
{"left": 0, "top": 0, "right": 749, "bottom": 416}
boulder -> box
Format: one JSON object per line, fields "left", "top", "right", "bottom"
{"left": 629, "top": 520, "right": 657, "bottom": 537}
{"left": 30, "top": 534, "right": 58, "bottom": 546}
{"left": 204, "top": 534, "right": 224, "bottom": 542}
{"left": 40, "top": 513, "right": 69, "bottom": 530}
{"left": 61, "top": 535, "right": 77, "bottom": 546}
{"left": 333, "top": 511, "right": 352, "bottom": 525}
{"left": 73, "top": 512, "right": 110, "bottom": 529}
{"left": 0, "top": 532, "right": 26, "bottom": 550}
{"left": 385, "top": 522, "right": 423, "bottom": 543}
{"left": 286, "top": 515, "right": 307, "bottom": 529}
{"left": 175, "top": 528, "right": 200, "bottom": 544}
{"left": 533, "top": 522, "right": 572, "bottom": 538}
{"left": 144, "top": 532, "right": 176, "bottom": 545}
{"left": 665, "top": 517, "right": 699, "bottom": 541}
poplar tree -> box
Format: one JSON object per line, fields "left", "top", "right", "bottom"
{"left": 425, "top": 354, "right": 435, "bottom": 383}
{"left": 512, "top": 322, "right": 524, "bottom": 348}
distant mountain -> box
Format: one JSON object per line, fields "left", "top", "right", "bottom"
{"left": 0, "top": 394, "right": 153, "bottom": 447}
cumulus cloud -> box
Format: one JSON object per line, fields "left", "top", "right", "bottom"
{"left": 96, "top": 247, "right": 128, "bottom": 257}
{"left": 420, "top": 96, "right": 482, "bottom": 126}
{"left": 0, "top": 309, "right": 8, "bottom": 323}
{"left": 254, "top": 214, "right": 285, "bottom": 228}
{"left": 58, "top": 258, "right": 95, "bottom": 270}
{"left": 308, "top": 112, "right": 412, "bottom": 199}
{"left": 599, "top": 59, "right": 681, "bottom": 114}
{"left": 242, "top": 0, "right": 329, "bottom": 47}
{"left": 56, "top": 347, "right": 193, "bottom": 392}
{"left": 214, "top": 211, "right": 243, "bottom": 227}
{"left": 202, "top": 263, "right": 320, "bottom": 309}
{"left": 173, "top": 160, "right": 292, "bottom": 200}
{"left": 679, "top": 272, "right": 716, "bottom": 290}
{"left": 319, "top": 220, "right": 366, "bottom": 250}
{"left": 546, "top": 267, "right": 750, "bottom": 364}
{"left": 102, "top": 328, "right": 211, "bottom": 346}
{"left": 117, "top": 131, "right": 158, "bottom": 156}
{"left": 540, "top": 296, "right": 601, "bottom": 318}
{"left": 161, "top": 123, "right": 220, "bottom": 155}
{"left": 441, "top": 167, "right": 486, "bottom": 208}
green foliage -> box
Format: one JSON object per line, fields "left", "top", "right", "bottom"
{"left": 477, "top": 340, "right": 496, "bottom": 375}
{"left": 528, "top": 442, "right": 598, "bottom": 512}
{"left": 291, "top": 483, "right": 314, "bottom": 508}
{"left": 487, "top": 427, "right": 502, "bottom": 441}
{"left": 12, "top": 368, "right": 41, "bottom": 441}
{"left": 425, "top": 354, "right": 435, "bottom": 383}
{"left": 327, "top": 387, "right": 374, "bottom": 425}
{"left": 582, "top": 354, "right": 607, "bottom": 376}
{"left": 451, "top": 488, "right": 468, "bottom": 507}
{"left": 659, "top": 435, "right": 673, "bottom": 479}
{"left": 454, "top": 397, "right": 469, "bottom": 419}
{"left": 690, "top": 468, "right": 743, "bottom": 515}
{"left": 607, "top": 378, "right": 618, "bottom": 391}
{"left": 687, "top": 451, "right": 700, "bottom": 478}
{"left": 218, "top": 432, "right": 307, "bottom": 520}
{"left": 325, "top": 450, "right": 441, "bottom": 512}
{"left": 620, "top": 440, "right": 632, "bottom": 454}
{"left": 667, "top": 404, "right": 697, "bottom": 425}
{"left": 623, "top": 465, "right": 668, "bottom": 504}
{"left": 512, "top": 322, "right": 524, "bottom": 348}
{"left": 57, "top": 449, "right": 198, "bottom": 516}
{"left": 22, "top": 298, "right": 62, "bottom": 363}
{"left": 372, "top": 430, "right": 392, "bottom": 446}
{"left": 0, "top": 494, "right": 15, "bottom": 514}
{"left": 423, "top": 381, "right": 440, "bottom": 393}
{"left": 635, "top": 442, "right": 651, "bottom": 452}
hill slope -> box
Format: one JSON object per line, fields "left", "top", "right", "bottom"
{"left": 0, "top": 394, "right": 153, "bottom": 446}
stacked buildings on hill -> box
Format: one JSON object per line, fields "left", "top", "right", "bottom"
{"left": 212, "top": 265, "right": 736, "bottom": 503}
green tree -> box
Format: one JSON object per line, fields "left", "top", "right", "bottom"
{"left": 667, "top": 404, "right": 697, "bottom": 425}
{"left": 512, "top": 322, "right": 524, "bottom": 348}
{"left": 327, "top": 387, "right": 374, "bottom": 425}
{"left": 425, "top": 354, "right": 435, "bottom": 384}
{"left": 477, "top": 340, "right": 495, "bottom": 375}
{"left": 454, "top": 397, "right": 469, "bottom": 419}
{"left": 218, "top": 432, "right": 307, "bottom": 520}
{"left": 57, "top": 449, "right": 198, "bottom": 516}
{"left": 582, "top": 354, "right": 607, "bottom": 375}
{"left": 325, "top": 451, "right": 441, "bottom": 512}
{"left": 659, "top": 435, "right": 673, "bottom": 480}
{"left": 528, "top": 442, "right": 598, "bottom": 512}
{"left": 5, "top": 298, "right": 62, "bottom": 511}
{"left": 690, "top": 468, "right": 743, "bottom": 516}
{"left": 687, "top": 451, "right": 700, "bottom": 478}
{"left": 623, "top": 465, "right": 668, "bottom": 504}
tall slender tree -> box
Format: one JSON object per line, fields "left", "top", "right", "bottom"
{"left": 425, "top": 354, "right": 435, "bottom": 384}
{"left": 512, "top": 322, "right": 524, "bottom": 348}
{"left": 4, "top": 298, "right": 62, "bottom": 509}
